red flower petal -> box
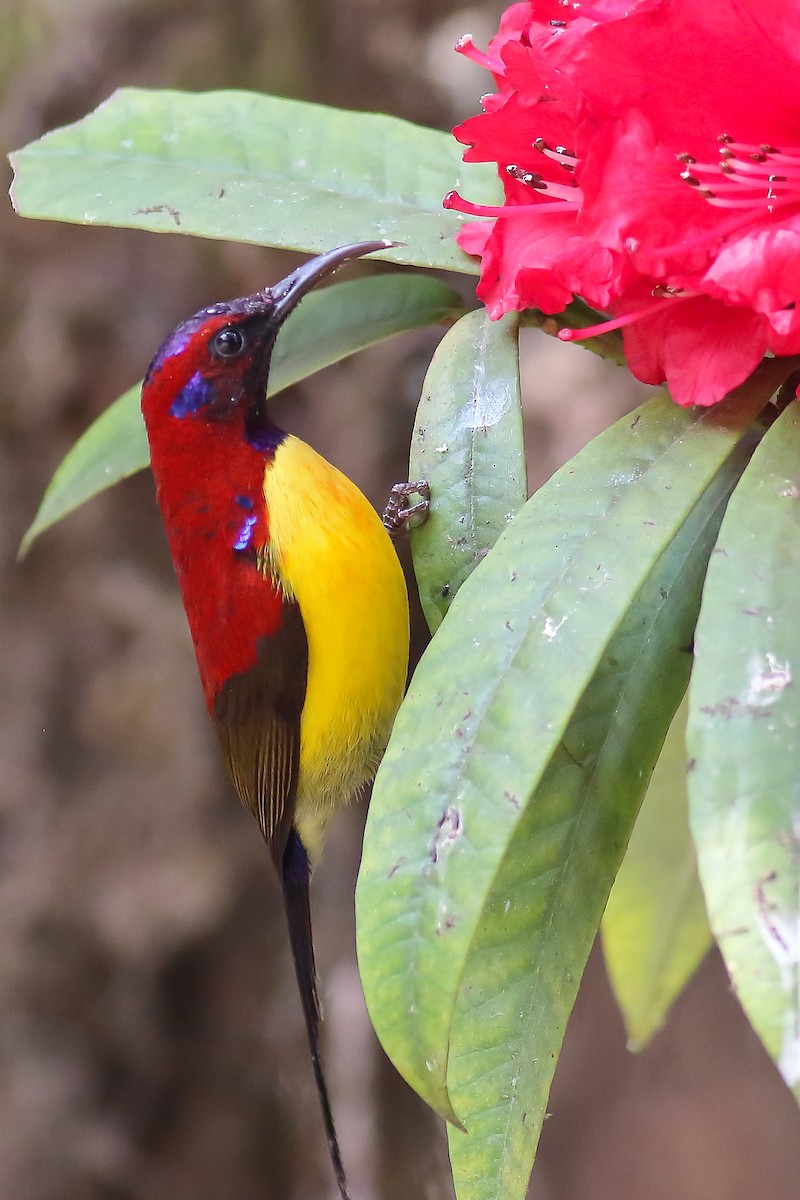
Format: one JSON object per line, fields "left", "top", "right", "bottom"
{"left": 449, "top": 0, "right": 800, "bottom": 406}
{"left": 622, "top": 298, "right": 768, "bottom": 407}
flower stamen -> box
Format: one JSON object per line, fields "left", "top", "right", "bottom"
{"left": 678, "top": 138, "right": 800, "bottom": 215}
{"left": 504, "top": 164, "right": 578, "bottom": 201}
{"left": 444, "top": 150, "right": 584, "bottom": 221}
{"left": 533, "top": 137, "right": 579, "bottom": 173}
{"left": 455, "top": 34, "right": 504, "bottom": 74}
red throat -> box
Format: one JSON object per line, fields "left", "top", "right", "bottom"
{"left": 143, "top": 395, "right": 283, "bottom": 713}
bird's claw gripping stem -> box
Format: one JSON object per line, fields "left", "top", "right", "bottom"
{"left": 383, "top": 480, "right": 431, "bottom": 536}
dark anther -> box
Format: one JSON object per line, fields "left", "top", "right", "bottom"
{"left": 676, "top": 153, "right": 696, "bottom": 163}
{"left": 533, "top": 137, "right": 548, "bottom": 151}
{"left": 506, "top": 165, "right": 543, "bottom": 187}
{"left": 769, "top": 174, "right": 787, "bottom": 183}
{"left": 717, "top": 133, "right": 733, "bottom": 143}
{"left": 507, "top": 164, "right": 547, "bottom": 189}
{"left": 549, "top": 18, "right": 567, "bottom": 25}
{"left": 749, "top": 152, "right": 767, "bottom": 163}
{"left": 719, "top": 147, "right": 733, "bottom": 159}
{"left": 699, "top": 187, "right": 716, "bottom": 198}
{"left": 720, "top": 162, "right": 734, "bottom": 174}
{"left": 761, "top": 144, "right": 779, "bottom": 154}
{"left": 680, "top": 172, "right": 700, "bottom": 185}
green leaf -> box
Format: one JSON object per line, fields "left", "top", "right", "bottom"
{"left": 22, "top": 382, "right": 147, "bottom": 557}
{"left": 687, "top": 399, "right": 800, "bottom": 1101}
{"left": 10, "top": 88, "right": 501, "bottom": 272}
{"left": 21, "top": 273, "right": 463, "bottom": 554}
{"left": 602, "top": 699, "right": 712, "bottom": 1049}
{"left": 356, "top": 364, "right": 778, "bottom": 1129}
{"left": 446, "top": 446, "right": 747, "bottom": 1200}
{"left": 409, "top": 309, "right": 527, "bottom": 632}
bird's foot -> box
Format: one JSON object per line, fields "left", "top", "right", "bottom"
{"left": 383, "top": 480, "right": 430, "bottom": 536}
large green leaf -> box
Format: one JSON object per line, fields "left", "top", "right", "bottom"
{"left": 356, "top": 363, "right": 780, "bottom": 1127}
{"left": 602, "top": 699, "right": 712, "bottom": 1049}
{"left": 10, "top": 88, "right": 500, "bottom": 272}
{"left": 446, "top": 444, "right": 748, "bottom": 1200}
{"left": 409, "top": 309, "right": 526, "bottom": 632}
{"left": 688, "top": 399, "right": 800, "bottom": 1100}
{"left": 21, "top": 273, "right": 463, "bottom": 554}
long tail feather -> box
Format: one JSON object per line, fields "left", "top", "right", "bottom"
{"left": 282, "top": 830, "right": 351, "bottom": 1200}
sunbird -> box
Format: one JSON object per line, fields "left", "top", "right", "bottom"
{"left": 140, "top": 242, "right": 427, "bottom": 1199}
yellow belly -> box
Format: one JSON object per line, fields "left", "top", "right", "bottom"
{"left": 262, "top": 435, "right": 409, "bottom": 858}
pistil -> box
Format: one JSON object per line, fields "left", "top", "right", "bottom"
{"left": 558, "top": 291, "right": 690, "bottom": 343}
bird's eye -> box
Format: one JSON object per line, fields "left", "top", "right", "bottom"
{"left": 213, "top": 327, "right": 245, "bottom": 358}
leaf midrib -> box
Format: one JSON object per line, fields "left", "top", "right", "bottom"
{"left": 398, "top": 446, "right": 668, "bottom": 1105}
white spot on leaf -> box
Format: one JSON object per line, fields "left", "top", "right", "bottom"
{"left": 745, "top": 652, "right": 792, "bottom": 707}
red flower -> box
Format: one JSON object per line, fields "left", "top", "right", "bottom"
{"left": 447, "top": 0, "right": 800, "bottom": 407}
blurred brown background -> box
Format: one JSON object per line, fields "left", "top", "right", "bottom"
{"left": 2, "top": 2, "right": 800, "bottom": 1198}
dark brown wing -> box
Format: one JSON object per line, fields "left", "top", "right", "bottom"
{"left": 216, "top": 600, "right": 350, "bottom": 1198}
{"left": 213, "top": 599, "right": 308, "bottom": 868}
